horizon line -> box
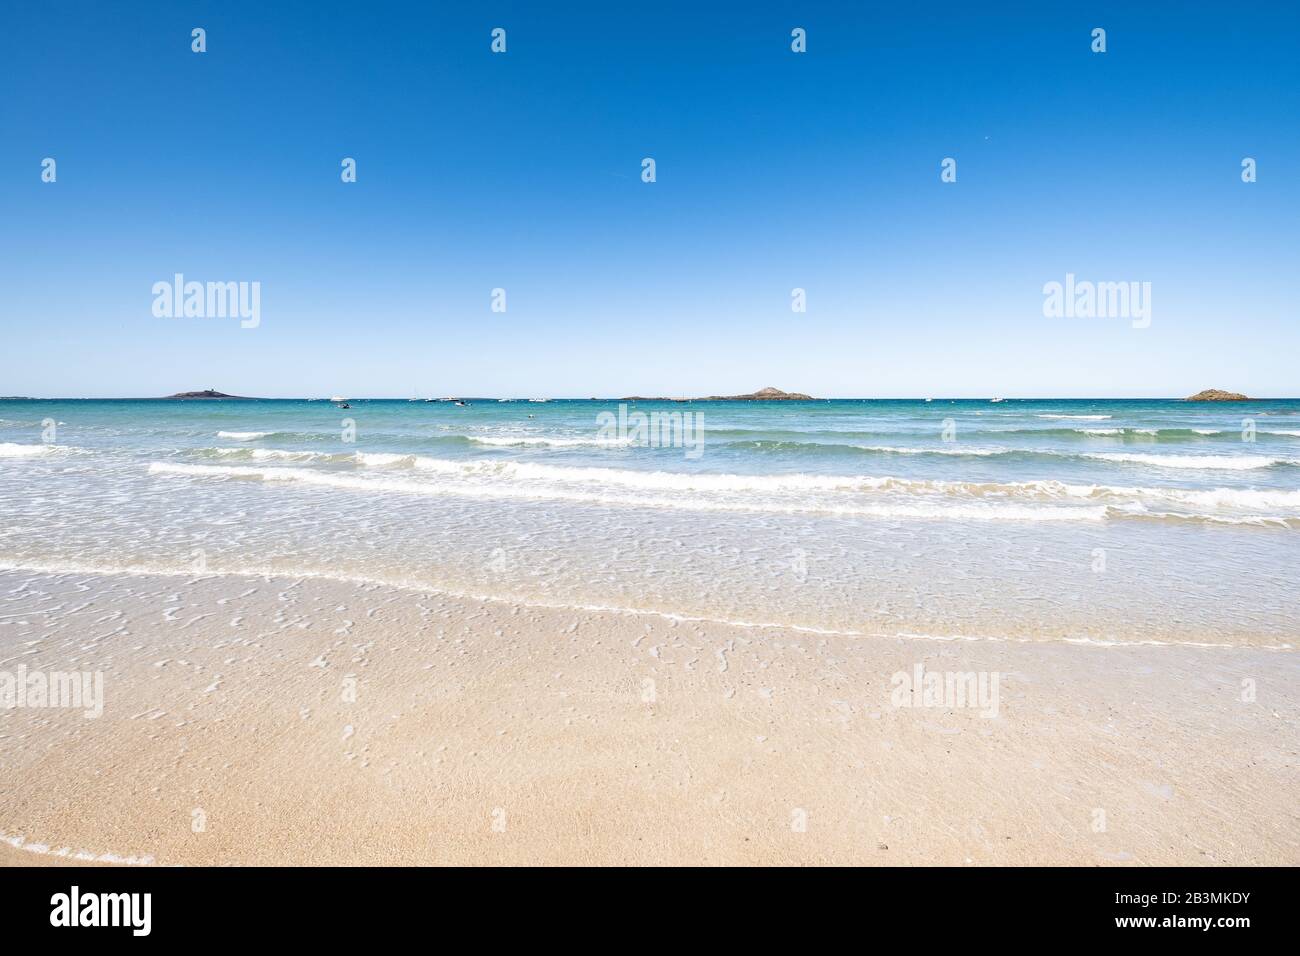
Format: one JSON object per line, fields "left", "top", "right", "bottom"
{"left": 1, "top": 395, "right": 1292, "bottom": 402}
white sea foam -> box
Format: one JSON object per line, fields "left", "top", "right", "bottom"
{"left": 0, "top": 832, "right": 154, "bottom": 867}
{"left": 853, "top": 445, "right": 1012, "bottom": 457}
{"left": 145, "top": 461, "right": 1106, "bottom": 521}
{"left": 145, "top": 457, "right": 1300, "bottom": 526}
{"left": 353, "top": 452, "right": 416, "bottom": 467}
{"left": 350, "top": 454, "right": 879, "bottom": 491}
{"left": 209, "top": 447, "right": 337, "bottom": 463}
{"left": 156, "top": 455, "right": 1300, "bottom": 509}
{"left": 216, "top": 431, "right": 273, "bottom": 440}
{"left": 0, "top": 442, "right": 57, "bottom": 458}
{"left": 1037, "top": 414, "right": 1112, "bottom": 420}
{"left": 1080, "top": 452, "right": 1292, "bottom": 471}
{"left": 1116, "top": 486, "right": 1300, "bottom": 509}
{"left": 468, "top": 435, "right": 636, "bottom": 448}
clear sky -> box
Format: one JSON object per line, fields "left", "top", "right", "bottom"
{"left": 1, "top": 1, "right": 1296, "bottom": 398}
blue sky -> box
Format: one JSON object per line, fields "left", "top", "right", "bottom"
{"left": 1, "top": 1, "right": 1296, "bottom": 398}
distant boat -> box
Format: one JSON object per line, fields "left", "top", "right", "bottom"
{"left": 330, "top": 395, "right": 347, "bottom": 403}
{"left": 453, "top": 400, "right": 469, "bottom": 407}
{"left": 924, "top": 398, "right": 934, "bottom": 403}
{"left": 528, "top": 398, "right": 549, "bottom": 403}
{"left": 336, "top": 402, "right": 351, "bottom": 409}
{"left": 990, "top": 397, "right": 1005, "bottom": 403}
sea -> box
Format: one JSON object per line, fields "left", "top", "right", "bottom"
{"left": 2, "top": 397, "right": 1296, "bottom": 647}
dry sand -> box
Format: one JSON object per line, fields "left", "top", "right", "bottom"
{"left": 1, "top": 569, "right": 1296, "bottom": 866}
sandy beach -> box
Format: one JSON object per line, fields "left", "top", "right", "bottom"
{"left": 2, "top": 568, "right": 1295, "bottom": 867}
{"left": 5, "top": 0, "right": 1300, "bottom": 897}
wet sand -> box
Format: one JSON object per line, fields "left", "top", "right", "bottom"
{"left": 1, "top": 569, "right": 1296, "bottom": 866}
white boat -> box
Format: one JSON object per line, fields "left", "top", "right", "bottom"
{"left": 990, "top": 397, "right": 1004, "bottom": 403}
{"left": 330, "top": 395, "right": 347, "bottom": 403}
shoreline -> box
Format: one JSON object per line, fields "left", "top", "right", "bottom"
{"left": 0, "top": 561, "right": 1288, "bottom": 651}
{"left": 2, "top": 568, "right": 1296, "bottom": 866}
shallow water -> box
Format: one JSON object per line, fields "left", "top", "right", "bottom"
{"left": 1, "top": 397, "right": 1296, "bottom": 644}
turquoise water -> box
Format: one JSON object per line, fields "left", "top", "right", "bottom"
{"left": 2, "top": 397, "right": 1297, "bottom": 644}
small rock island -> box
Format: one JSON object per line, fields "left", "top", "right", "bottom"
{"left": 703, "top": 386, "right": 815, "bottom": 401}
{"left": 1186, "top": 389, "right": 1249, "bottom": 401}
{"left": 166, "top": 389, "right": 252, "bottom": 400}
{"left": 621, "top": 386, "right": 815, "bottom": 402}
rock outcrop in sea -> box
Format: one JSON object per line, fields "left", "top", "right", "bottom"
{"left": 166, "top": 389, "right": 251, "bottom": 399}
{"left": 1186, "top": 389, "right": 1249, "bottom": 401}
{"left": 620, "top": 386, "right": 814, "bottom": 402}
